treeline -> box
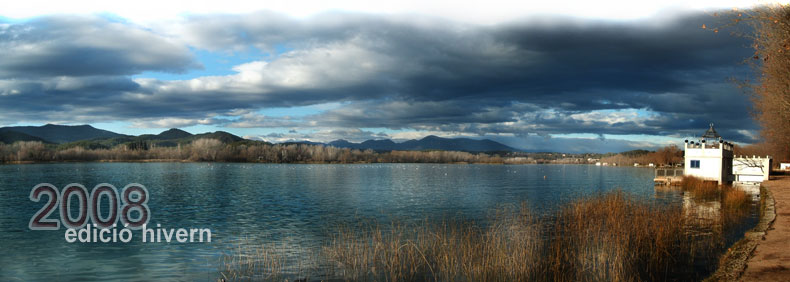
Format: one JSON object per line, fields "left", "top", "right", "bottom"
{"left": 599, "top": 145, "right": 683, "bottom": 166}
{"left": 0, "top": 139, "right": 521, "bottom": 164}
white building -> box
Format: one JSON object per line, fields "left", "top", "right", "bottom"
{"left": 733, "top": 156, "right": 772, "bottom": 183}
{"left": 684, "top": 123, "right": 734, "bottom": 185}
{"left": 781, "top": 163, "right": 790, "bottom": 171}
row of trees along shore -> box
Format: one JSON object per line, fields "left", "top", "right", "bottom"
{"left": 0, "top": 138, "right": 686, "bottom": 165}
{"left": 0, "top": 139, "right": 518, "bottom": 164}
{"left": 599, "top": 145, "right": 684, "bottom": 166}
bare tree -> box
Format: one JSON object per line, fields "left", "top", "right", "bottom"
{"left": 190, "top": 138, "right": 223, "bottom": 161}
{"left": 725, "top": 5, "right": 790, "bottom": 161}
{"left": 751, "top": 5, "right": 790, "bottom": 161}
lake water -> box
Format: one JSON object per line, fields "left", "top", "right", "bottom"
{"left": 0, "top": 163, "right": 757, "bottom": 281}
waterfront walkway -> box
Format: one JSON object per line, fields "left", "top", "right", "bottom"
{"left": 742, "top": 175, "right": 790, "bottom": 281}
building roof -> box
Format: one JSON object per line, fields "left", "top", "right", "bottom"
{"left": 702, "top": 123, "right": 721, "bottom": 139}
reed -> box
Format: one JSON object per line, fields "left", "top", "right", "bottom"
{"left": 681, "top": 176, "right": 721, "bottom": 199}
{"left": 680, "top": 176, "right": 751, "bottom": 211}
{"left": 721, "top": 187, "right": 750, "bottom": 210}
{"left": 539, "top": 191, "right": 705, "bottom": 281}
{"left": 321, "top": 192, "right": 722, "bottom": 281}
{"left": 323, "top": 207, "right": 541, "bottom": 281}
{"left": 220, "top": 190, "right": 753, "bottom": 281}
{"left": 218, "top": 239, "right": 317, "bottom": 281}
{"left": 219, "top": 242, "right": 286, "bottom": 281}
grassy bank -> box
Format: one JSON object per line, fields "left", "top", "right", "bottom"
{"left": 220, "top": 189, "right": 754, "bottom": 281}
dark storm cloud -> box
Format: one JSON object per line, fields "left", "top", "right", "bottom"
{"left": 170, "top": 11, "right": 757, "bottom": 141}
{"left": 178, "top": 11, "right": 751, "bottom": 107}
{"left": 0, "top": 11, "right": 759, "bottom": 142}
{"left": 0, "top": 16, "right": 199, "bottom": 78}
{"left": 310, "top": 100, "right": 524, "bottom": 129}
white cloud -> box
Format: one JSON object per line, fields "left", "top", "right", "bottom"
{"left": 224, "top": 112, "right": 301, "bottom": 128}
{"left": 569, "top": 109, "right": 644, "bottom": 125}
{"left": 737, "top": 129, "right": 759, "bottom": 141}
{"left": 131, "top": 40, "right": 395, "bottom": 98}
{"left": 248, "top": 127, "right": 390, "bottom": 143}
{"left": 131, "top": 117, "right": 215, "bottom": 128}
{"left": 388, "top": 130, "right": 478, "bottom": 141}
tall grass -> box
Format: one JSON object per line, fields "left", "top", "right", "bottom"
{"left": 681, "top": 176, "right": 720, "bottom": 199}
{"left": 543, "top": 191, "right": 700, "bottom": 281}
{"left": 722, "top": 188, "right": 749, "bottom": 210}
{"left": 220, "top": 190, "right": 754, "bottom": 281}
{"left": 219, "top": 239, "right": 317, "bottom": 281}
{"left": 323, "top": 206, "right": 541, "bottom": 281}
{"left": 220, "top": 243, "right": 286, "bottom": 281}
{"left": 681, "top": 176, "right": 750, "bottom": 211}
{"left": 321, "top": 192, "right": 736, "bottom": 281}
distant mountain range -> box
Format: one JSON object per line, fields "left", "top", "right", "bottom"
{"left": 0, "top": 125, "right": 246, "bottom": 149}
{"left": 322, "top": 135, "right": 516, "bottom": 152}
{"left": 0, "top": 130, "right": 51, "bottom": 144}
{"left": 0, "top": 124, "right": 518, "bottom": 152}
{"left": 0, "top": 124, "right": 126, "bottom": 143}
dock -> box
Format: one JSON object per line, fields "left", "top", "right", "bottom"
{"left": 654, "top": 167, "right": 684, "bottom": 185}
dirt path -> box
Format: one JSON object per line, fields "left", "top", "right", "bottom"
{"left": 742, "top": 175, "right": 790, "bottom": 281}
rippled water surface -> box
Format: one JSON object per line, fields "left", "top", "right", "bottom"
{"left": 0, "top": 163, "right": 757, "bottom": 281}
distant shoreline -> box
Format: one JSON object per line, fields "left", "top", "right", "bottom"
{"left": 0, "top": 159, "right": 544, "bottom": 165}
{"left": 1, "top": 136, "right": 684, "bottom": 166}
{"left": 0, "top": 160, "right": 673, "bottom": 167}
{"left": 1, "top": 158, "right": 676, "bottom": 166}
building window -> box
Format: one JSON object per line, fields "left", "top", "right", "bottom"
{"left": 690, "top": 160, "right": 700, "bottom": 169}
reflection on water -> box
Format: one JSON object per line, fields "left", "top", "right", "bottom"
{"left": 683, "top": 192, "right": 721, "bottom": 224}
{"left": 736, "top": 183, "right": 761, "bottom": 200}
{"left": 655, "top": 184, "right": 760, "bottom": 226}
{"left": 654, "top": 183, "right": 761, "bottom": 278}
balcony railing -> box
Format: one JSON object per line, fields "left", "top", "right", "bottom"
{"left": 655, "top": 167, "right": 684, "bottom": 178}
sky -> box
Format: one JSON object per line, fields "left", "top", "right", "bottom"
{"left": 0, "top": 0, "right": 775, "bottom": 153}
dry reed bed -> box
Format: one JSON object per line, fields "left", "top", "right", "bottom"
{"left": 220, "top": 188, "right": 754, "bottom": 281}
{"left": 219, "top": 239, "right": 317, "bottom": 281}
{"left": 681, "top": 176, "right": 750, "bottom": 212}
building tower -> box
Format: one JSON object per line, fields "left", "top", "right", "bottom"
{"left": 683, "top": 123, "right": 734, "bottom": 185}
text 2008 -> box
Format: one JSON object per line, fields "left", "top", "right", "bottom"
{"left": 29, "top": 183, "right": 150, "bottom": 230}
